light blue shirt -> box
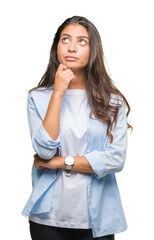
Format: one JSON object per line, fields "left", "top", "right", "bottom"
{"left": 22, "top": 86, "right": 128, "bottom": 238}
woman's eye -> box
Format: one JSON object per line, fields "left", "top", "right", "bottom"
{"left": 80, "top": 39, "right": 87, "bottom": 45}
{"left": 62, "top": 38, "right": 69, "bottom": 43}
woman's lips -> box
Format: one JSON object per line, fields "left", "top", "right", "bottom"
{"left": 65, "top": 56, "right": 78, "bottom": 61}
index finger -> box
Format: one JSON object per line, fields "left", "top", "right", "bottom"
{"left": 57, "top": 64, "right": 67, "bottom": 72}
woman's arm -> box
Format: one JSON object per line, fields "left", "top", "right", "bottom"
{"left": 84, "top": 103, "right": 128, "bottom": 179}
{"left": 34, "top": 154, "right": 94, "bottom": 174}
{"left": 43, "top": 64, "right": 76, "bottom": 140}
{"left": 42, "top": 92, "right": 63, "bottom": 141}
{"left": 27, "top": 64, "right": 76, "bottom": 160}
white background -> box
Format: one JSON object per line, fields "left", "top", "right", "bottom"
{"left": 0, "top": 0, "right": 154, "bottom": 239}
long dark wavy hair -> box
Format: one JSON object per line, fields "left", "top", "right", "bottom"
{"left": 30, "top": 16, "right": 132, "bottom": 143}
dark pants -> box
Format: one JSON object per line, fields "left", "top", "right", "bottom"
{"left": 29, "top": 221, "right": 114, "bottom": 240}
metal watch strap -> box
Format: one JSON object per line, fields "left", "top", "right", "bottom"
{"left": 65, "top": 165, "right": 72, "bottom": 177}
{"left": 65, "top": 169, "right": 71, "bottom": 177}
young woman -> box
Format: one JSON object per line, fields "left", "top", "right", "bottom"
{"left": 22, "top": 16, "right": 132, "bottom": 240}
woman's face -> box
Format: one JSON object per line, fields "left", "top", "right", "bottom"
{"left": 57, "top": 24, "right": 90, "bottom": 73}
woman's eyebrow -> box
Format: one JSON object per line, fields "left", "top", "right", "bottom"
{"left": 61, "top": 33, "right": 89, "bottom": 40}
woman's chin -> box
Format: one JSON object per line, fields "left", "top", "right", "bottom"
{"left": 65, "top": 64, "right": 84, "bottom": 73}
{"left": 64, "top": 62, "right": 78, "bottom": 69}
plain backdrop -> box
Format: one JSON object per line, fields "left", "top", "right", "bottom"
{"left": 0, "top": 0, "right": 154, "bottom": 239}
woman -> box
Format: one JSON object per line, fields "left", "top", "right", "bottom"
{"left": 22, "top": 16, "right": 132, "bottom": 240}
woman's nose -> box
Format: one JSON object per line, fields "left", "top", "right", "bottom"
{"left": 68, "top": 42, "right": 77, "bottom": 52}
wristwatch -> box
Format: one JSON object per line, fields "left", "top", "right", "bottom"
{"left": 64, "top": 156, "right": 75, "bottom": 177}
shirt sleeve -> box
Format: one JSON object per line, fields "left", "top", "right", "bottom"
{"left": 84, "top": 103, "right": 127, "bottom": 179}
{"left": 27, "top": 92, "right": 61, "bottom": 159}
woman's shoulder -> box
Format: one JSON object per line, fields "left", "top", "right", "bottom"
{"left": 27, "top": 86, "right": 54, "bottom": 111}
{"left": 28, "top": 86, "right": 54, "bottom": 99}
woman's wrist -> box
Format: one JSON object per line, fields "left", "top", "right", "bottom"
{"left": 53, "top": 156, "right": 65, "bottom": 169}
{"left": 52, "top": 91, "right": 64, "bottom": 100}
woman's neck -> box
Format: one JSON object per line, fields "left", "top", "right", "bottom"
{"left": 68, "top": 69, "right": 85, "bottom": 89}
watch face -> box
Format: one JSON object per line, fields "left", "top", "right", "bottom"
{"left": 65, "top": 156, "right": 75, "bottom": 165}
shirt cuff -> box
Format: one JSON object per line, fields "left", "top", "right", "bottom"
{"left": 84, "top": 150, "right": 108, "bottom": 179}
{"left": 34, "top": 124, "right": 60, "bottom": 149}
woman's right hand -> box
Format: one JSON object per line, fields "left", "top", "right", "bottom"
{"left": 53, "top": 64, "right": 76, "bottom": 98}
